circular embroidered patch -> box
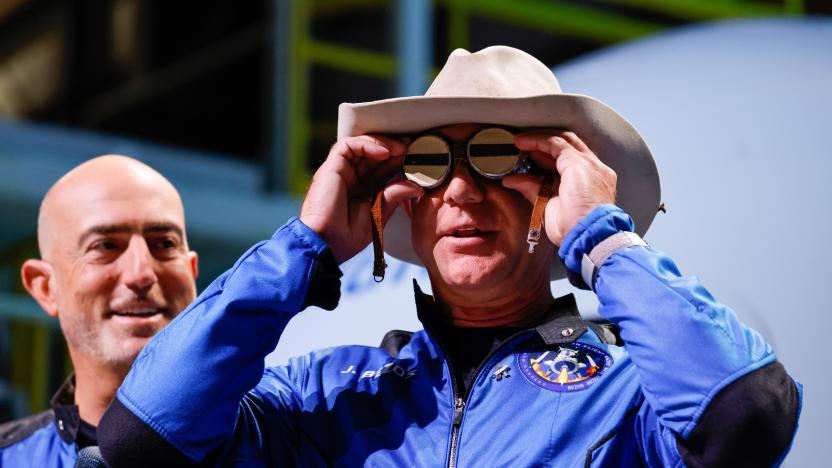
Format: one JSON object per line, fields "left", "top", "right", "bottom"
{"left": 518, "top": 343, "right": 613, "bottom": 392}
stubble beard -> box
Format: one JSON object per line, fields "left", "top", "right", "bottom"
{"left": 60, "top": 314, "right": 145, "bottom": 376}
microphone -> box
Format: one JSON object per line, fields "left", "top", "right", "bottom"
{"left": 75, "top": 446, "right": 108, "bottom": 468}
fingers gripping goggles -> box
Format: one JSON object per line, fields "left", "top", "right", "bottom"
{"left": 403, "top": 127, "right": 535, "bottom": 189}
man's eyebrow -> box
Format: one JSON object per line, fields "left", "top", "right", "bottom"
{"left": 143, "top": 222, "right": 184, "bottom": 238}
{"left": 77, "top": 222, "right": 184, "bottom": 248}
{"left": 78, "top": 224, "right": 131, "bottom": 248}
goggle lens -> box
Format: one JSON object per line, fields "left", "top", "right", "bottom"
{"left": 403, "top": 135, "right": 451, "bottom": 188}
{"left": 467, "top": 127, "right": 521, "bottom": 177}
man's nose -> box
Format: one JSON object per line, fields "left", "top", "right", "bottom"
{"left": 120, "top": 236, "right": 158, "bottom": 295}
{"left": 443, "top": 161, "right": 485, "bottom": 205}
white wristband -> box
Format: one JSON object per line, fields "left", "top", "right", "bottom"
{"left": 580, "top": 232, "right": 647, "bottom": 290}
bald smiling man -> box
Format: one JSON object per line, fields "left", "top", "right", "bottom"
{"left": 0, "top": 155, "right": 199, "bottom": 466}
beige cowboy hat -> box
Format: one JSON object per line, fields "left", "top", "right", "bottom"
{"left": 337, "top": 45, "right": 661, "bottom": 280}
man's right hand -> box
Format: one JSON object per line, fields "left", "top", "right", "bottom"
{"left": 300, "top": 135, "right": 424, "bottom": 263}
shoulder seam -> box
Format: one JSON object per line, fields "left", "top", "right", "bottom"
{"left": 378, "top": 329, "right": 415, "bottom": 359}
{"left": 0, "top": 410, "right": 55, "bottom": 448}
{"left": 586, "top": 321, "right": 623, "bottom": 346}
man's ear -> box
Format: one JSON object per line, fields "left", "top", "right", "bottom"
{"left": 188, "top": 251, "right": 199, "bottom": 280}
{"left": 20, "top": 259, "right": 59, "bottom": 318}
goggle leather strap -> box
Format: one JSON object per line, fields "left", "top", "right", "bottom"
{"left": 527, "top": 173, "right": 556, "bottom": 253}
{"left": 370, "top": 191, "right": 387, "bottom": 282}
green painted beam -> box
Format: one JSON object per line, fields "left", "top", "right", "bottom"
{"left": 442, "top": 0, "right": 665, "bottom": 43}
{"left": 29, "top": 325, "right": 50, "bottom": 412}
{"left": 6, "top": 313, "right": 56, "bottom": 414}
{"left": 783, "top": 0, "right": 805, "bottom": 15}
{"left": 447, "top": 0, "right": 470, "bottom": 51}
{"left": 0, "top": 292, "right": 56, "bottom": 327}
{"left": 305, "top": 40, "right": 399, "bottom": 80}
{"left": 604, "top": 0, "right": 800, "bottom": 20}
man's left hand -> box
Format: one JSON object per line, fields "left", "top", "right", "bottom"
{"left": 502, "top": 131, "right": 617, "bottom": 246}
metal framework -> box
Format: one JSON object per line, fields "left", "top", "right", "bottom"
{"left": 268, "top": 0, "right": 803, "bottom": 194}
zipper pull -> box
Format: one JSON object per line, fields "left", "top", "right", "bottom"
{"left": 453, "top": 398, "right": 465, "bottom": 426}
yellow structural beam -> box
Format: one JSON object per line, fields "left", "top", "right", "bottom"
{"left": 604, "top": 0, "right": 801, "bottom": 20}
{"left": 442, "top": 0, "right": 665, "bottom": 44}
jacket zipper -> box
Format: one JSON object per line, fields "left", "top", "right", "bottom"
{"left": 448, "top": 397, "right": 465, "bottom": 468}
{"left": 424, "top": 324, "right": 534, "bottom": 468}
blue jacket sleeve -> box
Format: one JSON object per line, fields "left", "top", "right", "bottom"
{"left": 114, "top": 217, "right": 330, "bottom": 462}
{"left": 559, "top": 204, "right": 800, "bottom": 465}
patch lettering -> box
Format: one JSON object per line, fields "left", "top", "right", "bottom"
{"left": 339, "top": 362, "right": 417, "bottom": 380}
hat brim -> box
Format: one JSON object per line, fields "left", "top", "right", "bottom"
{"left": 338, "top": 94, "right": 661, "bottom": 280}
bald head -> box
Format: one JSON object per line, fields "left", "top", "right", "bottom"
{"left": 38, "top": 155, "right": 185, "bottom": 260}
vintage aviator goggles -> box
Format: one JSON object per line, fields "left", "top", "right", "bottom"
{"left": 402, "top": 127, "right": 538, "bottom": 189}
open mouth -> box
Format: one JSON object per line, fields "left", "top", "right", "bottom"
{"left": 447, "top": 227, "right": 497, "bottom": 240}
{"left": 110, "top": 307, "right": 165, "bottom": 318}
{"left": 453, "top": 227, "right": 482, "bottom": 238}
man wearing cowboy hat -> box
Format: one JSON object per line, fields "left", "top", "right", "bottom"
{"left": 99, "top": 46, "right": 800, "bottom": 467}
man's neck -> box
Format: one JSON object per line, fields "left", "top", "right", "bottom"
{"left": 70, "top": 354, "right": 127, "bottom": 426}
{"left": 432, "top": 277, "right": 555, "bottom": 328}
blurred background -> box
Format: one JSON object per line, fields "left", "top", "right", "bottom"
{"left": 0, "top": 0, "right": 829, "bottom": 465}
